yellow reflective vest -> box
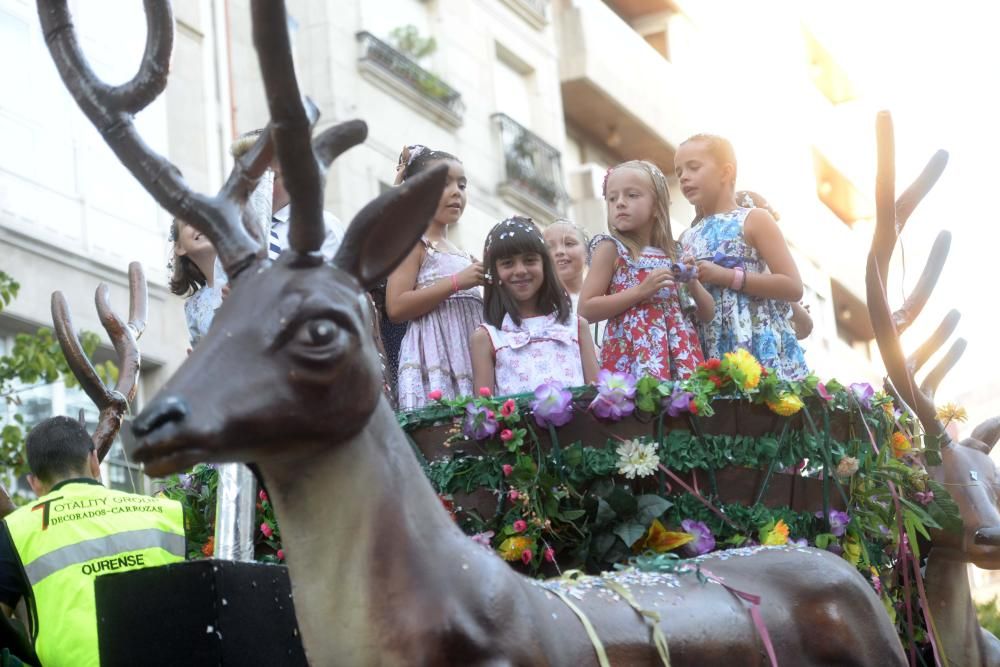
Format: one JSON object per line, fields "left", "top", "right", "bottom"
{"left": 4, "top": 480, "right": 185, "bottom": 667}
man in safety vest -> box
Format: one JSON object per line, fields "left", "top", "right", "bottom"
{"left": 0, "top": 416, "right": 186, "bottom": 667}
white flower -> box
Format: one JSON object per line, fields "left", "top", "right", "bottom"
{"left": 615, "top": 439, "right": 660, "bottom": 479}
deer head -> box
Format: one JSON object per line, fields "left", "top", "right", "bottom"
{"left": 868, "top": 111, "right": 1000, "bottom": 567}
{"left": 33, "top": 1, "right": 448, "bottom": 474}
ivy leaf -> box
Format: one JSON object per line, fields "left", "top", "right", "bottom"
{"left": 594, "top": 498, "right": 616, "bottom": 526}
{"left": 613, "top": 521, "right": 648, "bottom": 548}
{"left": 635, "top": 495, "right": 672, "bottom": 525}
{"left": 606, "top": 487, "right": 638, "bottom": 519}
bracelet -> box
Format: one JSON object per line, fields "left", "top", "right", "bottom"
{"left": 729, "top": 267, "right": 745, "bottom": 291}
{"left": 450, "top": 274, "right": 460, "bottom": 293}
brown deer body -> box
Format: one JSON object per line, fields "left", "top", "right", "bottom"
{"left": 40, "top": 1, "right": 920, "bottom": 665}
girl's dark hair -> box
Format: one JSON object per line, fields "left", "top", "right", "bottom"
{"left": 168, "top": 219, "right": 208, "bottom": 297}
{"left": 483, "top": 216, "right": 571, "bottom": 328}
{"left": 400, "top": 144, "right": 461, "bottom": 181}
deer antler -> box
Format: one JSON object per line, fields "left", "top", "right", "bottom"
{"left": 867, "top": 112, "right": 965, "bottom": 444}
{"left": 37, "top": 0, "right": 273, "bottom": 278}
{"left": 51, "top": 263, "right": 147, "bottom": 461}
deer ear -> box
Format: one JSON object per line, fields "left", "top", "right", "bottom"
{"left": 970, "top": 416, "right": 1000, "bottom": 452}
{"left": 334, "top": 163, "right": 448, "bottom": 289}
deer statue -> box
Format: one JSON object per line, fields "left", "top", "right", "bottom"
{"left": 867, "top": 111, "right": 1000, "bottom": 667}
{"left": 0, "top": 262, "right": 147, "bottom": 520}
{"left": 35, "top": 1, "right": 907, "bottom": 664}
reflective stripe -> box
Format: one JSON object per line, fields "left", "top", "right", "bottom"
{"left": 23, "top": 528, "right": 186, "bottom": 586}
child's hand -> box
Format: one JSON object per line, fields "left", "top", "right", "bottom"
{"left": 456, "top": 261, "right": 486, "bottom": 290}
{"left": 696, "top": 260, "right": 732, "bottom": 288}
{"left": 638, "top": 268, "right": 675, "bottom": 299}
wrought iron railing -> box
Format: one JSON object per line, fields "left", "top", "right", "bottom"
{"left": 492, "top": 113, "right": 567, "bottom": 212}
{"left": 356, "top": 31, "right": 465, "bottom": 118}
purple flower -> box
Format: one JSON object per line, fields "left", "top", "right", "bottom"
{"left": 179, "top": 473, "right": 199, "bottom": 492}
{"left": 848, "top": 382, "right": 875, "bottom": 410}
{"left": 665, "top": 384, "right": 694, "bottom": 418}
{"left": 589, "top": 370, "right": 636, "bottom": 421}
{"left": 531, "top": 382, "right": 574, "bottom": 428}
{"left": 914, "top": 490, "right": 934, "bottom": 505}
{"left": 462, "top": 403, "right": 499, "bottom": 440}
{"left": 681, "top": 519, "right": 715, "bottom": 555}
{"left": 790, "top": 538, "right": 808, "bottom": 548}
{"left": 816, "top": 509, "right": 850, "bottom": 537}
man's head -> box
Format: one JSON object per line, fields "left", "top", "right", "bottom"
{"left": 25, "top": 416, "right": 100, "bottom": 496}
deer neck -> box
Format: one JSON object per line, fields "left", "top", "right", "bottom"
{"left": 925, "top": 547, "right": 983, "bottom": 666}
{"left": 257, "top": 399, "right": 511, "bottom": 665}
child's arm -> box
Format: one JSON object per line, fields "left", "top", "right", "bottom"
{"left": 386, "top": 244, "right": 484, "bottom": 323}
{"left": 470, "top": 328, "right": 496, "bottom": 395}
{"left": 579, "top": 240, "right": 674, "bottom": 322}
{"left": 577, "top": 317, "right": 600, "bottom": 384}
{"left": 687, "top": 278, "right": 715, "bottom": 322}
{"left": 790, "top": 302, "right": 813, "bottom": 339}
{"left": 696, "top": 209, "right": 803, "bottom": 302}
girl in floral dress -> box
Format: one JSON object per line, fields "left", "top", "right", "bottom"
{"left": 169, "top": 218, "right": 227, "bottom": 348}
{"left": 471, "top": 217, "right": 599, "bottom": 395}
{"left": 675, "top": 135, "right": 808, "bottom": 379}
{"left": 579, "top": 160, "right": 714, "bottom": 381}
{"left": 388, "top": 147, "right": 485, "bottom": 410}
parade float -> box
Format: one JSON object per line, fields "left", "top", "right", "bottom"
{"left": 16, "top": 0, "right": 1000, "bottom": 665}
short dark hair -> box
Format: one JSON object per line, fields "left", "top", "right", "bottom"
{"left": 400, "top": 145, "right": 461, "bottom": 181}
{"left": 26, "top": 416, "right": 94, "bottom": 484}
{"left": 482, "top": 216, "right": 571, "bottom": 328}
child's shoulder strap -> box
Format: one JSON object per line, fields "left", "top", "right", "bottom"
{"left": 590, "top": 234, "right": 628, "bottom": 259}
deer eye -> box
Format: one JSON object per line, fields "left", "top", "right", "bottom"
{"left": 287, "top": 317, "right": 348, "bottom": 364}
{"left": 302, "top": 319, "right": 337, "bottom": 346}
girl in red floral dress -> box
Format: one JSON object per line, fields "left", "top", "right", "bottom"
{"left": 579, "top": 160, "right": 714, "bottom": 381}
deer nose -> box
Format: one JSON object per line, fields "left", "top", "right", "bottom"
{"left": 974, "top": 527, "right": 1000, "bottom": 546}
{"left": 132, "top": 396, "right": 190, "bottom": 437}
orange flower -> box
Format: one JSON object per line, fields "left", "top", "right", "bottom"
{"left": 762, "top": 519, "right": 789, "bottom": 546}
{"left": 639, "top": 519, "right": 694, "bottom": 552}
{"left": 201, "top": 536, "right": 215, "bottom": 558}
{"left": 891, "top": 432, "right": 911, "bottom": 458}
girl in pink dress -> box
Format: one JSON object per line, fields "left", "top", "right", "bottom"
{"left": 388, "top": 147, "right": 485, "bottom": 410}
{"left": 579, "top": 160, "right": 715, "bottom": 381}
{"left": 471, "top": 217, "right": 599, "bottom": 396}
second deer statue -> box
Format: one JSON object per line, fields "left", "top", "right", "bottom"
{"left": 42, "top": 0, "right": 998, "bottom": 665}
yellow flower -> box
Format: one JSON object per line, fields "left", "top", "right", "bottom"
{"left": 935, "top": 402, "right": 968, "bottom": 425}
{"left": 761, "top": 519, "right": 789, "bottom": 546}
{"left": 724, "top": 349, "right": 763, "bottom": 390}
{"left": 639, "top": 519, "right": 694, "bottom": 552}
{"left": 767, "top": 393, "right": 804, "bottom": 417}
{"left": 497, "top": 536, "right": 532, "bottom": 561}
{"left": 890, "top": 431, "right": 911, "bottom": 458}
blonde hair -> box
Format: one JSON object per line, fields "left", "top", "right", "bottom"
{"left": 604, "top": 160, "right": 676, "bottom": 261}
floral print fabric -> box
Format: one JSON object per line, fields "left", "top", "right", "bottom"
{"left": 590, "top": 235, "right": 703, "bottom": 381}
{"left": 679, "top": 207, "right": 808, "bottom": 380}
{"left": 480, "top": 313, "right": 584, "bottom": 395}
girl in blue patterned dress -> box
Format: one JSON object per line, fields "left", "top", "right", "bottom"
{"left": 169, "top": 218, "right": 226, "bottom": 348}
{"left": 675, "top": 135, "right": 809, "bottom": 380}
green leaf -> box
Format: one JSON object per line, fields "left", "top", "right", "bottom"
{"left": 635, "top": 495, "right": 672, "bottom": 525}
{"left": 606, "top": 487, "right": 638, "bottom": 519}
{"left": 560, "top": 509, "right": 587, "bottom": 521}
{"left": 613, "top": 521, "right": 647, "bottom": 548}
{"left": 595, "top": 498, "right": 616, "bottom": 526}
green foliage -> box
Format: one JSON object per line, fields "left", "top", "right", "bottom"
{"left": 0, "top": 272, "right": 19, "bottom": 311}
{"left": 977, "top": 597, "right": 1000, "bottom": 639}
{"left": 388, "top": 24, "right": 437, "bottom": 60}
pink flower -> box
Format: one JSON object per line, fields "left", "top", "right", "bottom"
{"left": 260, "top": 522, "right": 273, "bottom": 538}
{"left": 470, "top": 531, "right": 494, "bottom": 549}
{"left": 509, "top": 489, "right": 520, "bottom": 501}
{"left": 277, "top": 549, "right": 285, "bottom": 561}
{"left": 501, "top": 399, "right": 516, "bottom": 417}
{"left": 479, "top": 387, "right": 492, "bottom": 398}
{"left": 914, "top": 490, "right": 934, "bottom": 505}
{"left": 427, "top": 389, "right": 443, "bottom": 401}
{"left": 502, "top": 464, "right": 514, "bottom": 477}
{"left": 513, "top": 519, "right": 527, "bottom": 533}
{"left": 521, "top": 549, "right": 533, "bottom": 564}
{"left": 816, "top": 382, "right": 833, "bottom": 402}
{"left": 258, "top": 489, "right": 268, "bottom": 503}
{"left": 544, "top": 547, "right": 555, "bottom": 563}
{"left": 500, "top": 429, "right": 514, "bottom": 442}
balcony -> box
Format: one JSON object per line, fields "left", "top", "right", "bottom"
{"left": 493, "top": 113, "right": 568, "bottom": 222}
{"left": 355, "top": 31, "right": 465, "bottom": 129}
{"left": 501, "top": 0, "right": 549, "bottom": 29}
{"left": 557, "top": 0, "right": 690, "bottom": 174}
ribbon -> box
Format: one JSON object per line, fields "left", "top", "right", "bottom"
{"left": 603, "top": 580, "right": 671, "bottom": 666}
{"left": 711, "top": 251, "right": 745, "bottom": 269}
{"left": 549, "top": 571, "right": 611, "bottom": 667}
{"left": 657, "top": 464, "right": 740, "bottom": 530}
{"left": 505, "top": 328, "right": 576, "bottom": 350}
{"left": 700, "top": 569, "right": 779, "bottom": 667}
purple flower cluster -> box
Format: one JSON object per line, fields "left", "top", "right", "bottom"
{"left": 664, "top": 384, "right": 694, "bottom": 417}
{"left": 462, "top": 403, "right": 498, "bottom": 440}
{"left": 681, "top": 519, "right": 715, "bottom": 555}
{"left": 589, "top": 370, "right": 636, "bottom": 421}
{"left": 816, "top": 509, "right": 850, "bottom": 537}
{"left": 848, "top": 382, "right": 875, "bottom": 410}
{"left": 531, "top": 382, "right": 574, "bottom": 428}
